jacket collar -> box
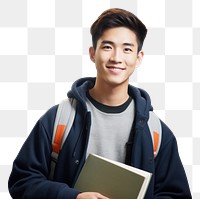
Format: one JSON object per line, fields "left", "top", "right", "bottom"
{"left": 68, "top": 77, "right": 153, "bottom": 122}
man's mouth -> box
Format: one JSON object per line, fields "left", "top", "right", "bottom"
{"left": 106, "top": 66, "right": 125, "bottom": 74}
{"left": 106, "top": 66, "right": 125, "bottom": 70}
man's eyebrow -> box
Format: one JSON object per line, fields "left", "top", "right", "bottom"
{"left": 101, "top": 40, "right": 114, "bottom": 45}
{"left": 101, "top": 40, "right": 134, "bottom": 47}
{"left": 123, "top": 42, "right": 134, "bottom": 47}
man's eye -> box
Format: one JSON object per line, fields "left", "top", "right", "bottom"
{"left": 124, "top": 48, "right": 133, "bottom": 52}
{"left": 102, "top": 45, "right": 112, "bottom": 50}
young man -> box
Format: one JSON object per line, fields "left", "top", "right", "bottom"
{"left": 8, "top": 8, "right": 191, "bottom": 199}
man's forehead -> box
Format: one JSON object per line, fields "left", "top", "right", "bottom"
{"left": 97, "top": 27, "right": 138, "bottom": 44}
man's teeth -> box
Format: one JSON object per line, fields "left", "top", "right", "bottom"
{"left": 109, "top": 67, "right": 123, "bottom": 70}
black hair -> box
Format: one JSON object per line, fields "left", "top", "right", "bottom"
{"left": 90, "top": 8, "right": 147, "bottom": 52}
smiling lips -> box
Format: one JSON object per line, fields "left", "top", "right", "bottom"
{"left": 106, "top": 66, "right": 125, "bottom": 74}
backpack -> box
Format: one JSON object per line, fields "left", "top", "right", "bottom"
{"left": 48, "top": 98, "right": 162, "bottom": 180}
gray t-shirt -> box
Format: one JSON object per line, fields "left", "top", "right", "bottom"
{"left": 86, "top": 95, "right": 135, "bottom": 163}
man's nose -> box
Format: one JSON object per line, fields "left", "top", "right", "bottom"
{"left": 109, "top": 49, "right": 122, "bottom": 63}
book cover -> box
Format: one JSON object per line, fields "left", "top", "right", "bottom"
{"left": 74, "top": 154, "right": 152, "bottom": 199}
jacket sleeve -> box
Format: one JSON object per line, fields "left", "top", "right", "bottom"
{"left": 8, "top": 106, "right": 80, "bottom": 199}
{"left": 153, "top": 121, "right": 192, "bottom": 199}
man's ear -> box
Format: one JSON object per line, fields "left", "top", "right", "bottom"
{"left": 89, "top": 47, "right": 95, "bottom": 63}
{"left": 136, "top": 51, "right": 144, "bottom": 67}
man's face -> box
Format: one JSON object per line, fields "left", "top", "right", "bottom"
{"left": 89, "top": 27, "right": 144, "bottom": 88}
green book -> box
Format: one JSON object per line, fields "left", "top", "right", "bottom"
{"left": 74, "top": 154, "right": 152, "bottom": 199}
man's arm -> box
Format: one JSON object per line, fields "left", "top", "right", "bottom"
{"left": 153, "top": 121, "right": 192, "bottom": 199}
{"left": 8, "top": 106, "right": 80, "bottom": 199}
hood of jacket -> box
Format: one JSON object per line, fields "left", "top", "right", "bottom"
{"left": 67, "top": 77, "right": 153, "bottom": 121}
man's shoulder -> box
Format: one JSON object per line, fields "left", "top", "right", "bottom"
{"left": 158, "top": 119, "right": 177, "bottom": 150}
{"left": 39, "top": 104, "right": 59, "bottom": 132}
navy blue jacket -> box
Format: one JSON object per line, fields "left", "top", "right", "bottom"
{"left": 8, "top": 77, "right": 192, "bottom": 199}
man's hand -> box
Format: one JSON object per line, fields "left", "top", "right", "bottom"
{"left": 76, "top": 192, "right": 110, "bottom": 199}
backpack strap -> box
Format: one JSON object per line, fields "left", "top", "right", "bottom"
{"left": 49, "top": 98, "right": 76, "bottom": 180}
{"left": 147, "top": 111, "right": 162, "bottom": 158}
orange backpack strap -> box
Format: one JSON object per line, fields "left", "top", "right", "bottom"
{"left": 147, "top": 111, "right": 162, "bottom": 158}
{"left": 49, "top": 98, "right": 76, "bottom": 180}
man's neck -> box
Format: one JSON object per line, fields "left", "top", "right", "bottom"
{"left": 89, "top": 79, "right": 129, "bottom": 106}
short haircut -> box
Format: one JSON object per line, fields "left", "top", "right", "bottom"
{"left": 90, "top": 8, "right": 147, "bottom": 52}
